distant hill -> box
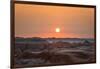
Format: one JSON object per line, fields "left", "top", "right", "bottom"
{"left": 15, "top": 37, "right": 94, "bottom": 43}
{"left": 15, "top": 37, "right": 47, "bottom": 43}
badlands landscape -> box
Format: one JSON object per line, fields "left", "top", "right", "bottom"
{"left": 13, "top": 37, "right": 96, "bottom": 68}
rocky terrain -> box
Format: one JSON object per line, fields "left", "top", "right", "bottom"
{"left": 13, "top": 38, "right": 96, "bottom": 68}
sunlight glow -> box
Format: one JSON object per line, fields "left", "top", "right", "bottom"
{"left": 56, "top": 28, "right": 60, "bottom": 33}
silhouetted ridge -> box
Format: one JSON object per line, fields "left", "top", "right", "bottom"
{"left": 15, "top": 37, "right": 47, "bottom": 42}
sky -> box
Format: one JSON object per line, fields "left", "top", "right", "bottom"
{"left": 15, "top": 4, "right": 95, "bottom": 38}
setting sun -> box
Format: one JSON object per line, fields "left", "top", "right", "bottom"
{"left": 56, "top": 28, "right": 60, "bottom": 33}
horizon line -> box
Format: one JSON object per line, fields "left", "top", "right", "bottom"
{"left": 15, "top": 36, "right": 94, "bottom": 39}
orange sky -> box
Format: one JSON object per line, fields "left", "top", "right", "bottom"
{"left": 15, "top": 4, "right": 95, "bottom": 38}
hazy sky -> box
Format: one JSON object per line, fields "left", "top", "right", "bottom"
{"left": 15, "top": 4, "right": 95, "bottom": 38}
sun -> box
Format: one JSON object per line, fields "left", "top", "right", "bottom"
{"left": 55, "top": 28, "right": 60, "bottom": 33}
